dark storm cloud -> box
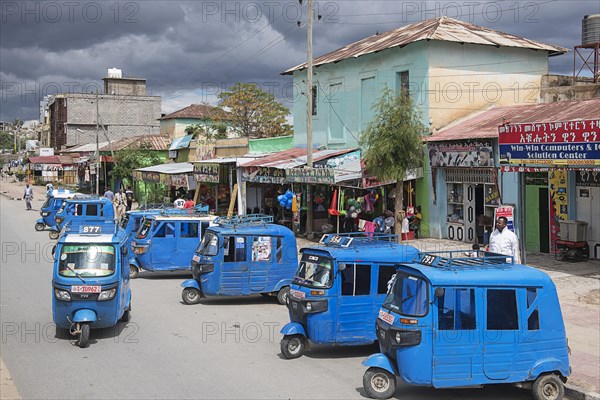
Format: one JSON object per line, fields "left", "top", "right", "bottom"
{"left": 0, "top": 0, "right": 597, "bottom": 121}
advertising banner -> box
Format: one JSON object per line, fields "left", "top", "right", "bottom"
{"left": 494, "top": 205, "right": 515, "bottom": 232}
{"left": 428, "top": 141, "right": 494, "bottom": 168}
{"left": 549, "top": 169, "right": 568, "bottom": 252}
{"left": 194, "top": 163, "right": 220, "bottom": 183}
{"left": 241, "top": 167, "right": 285, "bottom": 184}
{"left": 498, "top": 119, "right": 600, "bottom": 166}
{"left": 286, "top": 167, "right": 334, "bottom": 184}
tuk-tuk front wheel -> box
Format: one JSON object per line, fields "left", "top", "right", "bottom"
{"left": 129, "top": 265, "right": 139, "bottom": 279}
{"left": 49, "top": 230, "right": 60, "bottom": 240}
{"left": 363, "top": 367, "right": 396, "bottom": 399}
{"left": 532, "top": 373, "right": 564, "bottom": 400}
{"left": 35, "top": 222, "right": 45, "bottom": 231}
{"left": 280, "top": 334, "right": 305, "bottom": 359}
{"left": 120, "top": 303, "right": 131, "bottom": 323}
{"left": 77, "top": 323, "right": 90, "bottom": 348}
{"left": 277, "top": 287, "right": 290, "bottom": 305}
{"left": 182, "top": 287, "right": 202, "bottom": 305}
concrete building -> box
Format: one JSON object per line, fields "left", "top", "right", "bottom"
{"left": 47, "top": 69, "right": 161, "bottom": 150}
{"left": 283, "top": 16, "right": 567, "bottom": 237}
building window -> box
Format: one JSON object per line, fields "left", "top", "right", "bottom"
{"left": 396, "top": 71, "right": 410, "bottom": 95}
{"left": 312, "top": 85, "right": 317, "bottom": 116}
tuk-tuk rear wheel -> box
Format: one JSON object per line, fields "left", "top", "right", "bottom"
{"left": 280, "top": 334, "right": 305, "bottom": 359}
{"left": 532, "top": 373, "right": 564, "bottom": 400}
{"left": 182, "top": 288, "right": 202, "bottom": 305}
{"left": 35, "top": 223, "right": 45, "bottom": 231}
{"left": 49, "top": 230, "right": 60, "bottom": 240}
{"left": 77, "top": 324, "right": 90, "bottom": 348}
{"left": 129, "top": 265, "right": 139, "bottom": 279}
{"left": 363, "top": 367, "right": 396, "bottom": 399}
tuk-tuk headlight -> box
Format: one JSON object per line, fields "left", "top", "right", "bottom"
{"left": 56, "top": 217, "right": 64, "bottom": 224}
{"left": 98, "top": 288, "right": 116, "bottom": 301}
{"left": 199, "top": 263, "right": 214, "bottom": 273}
{"left": 305, "top": 302, "right": 312, "bottom": 312}
{"left": 42, "top": 211, "right": 50, "bottom": 217}
{"left": 54, "top": 289, "right": 71, "bottom": 301}
{"left": 395, "top": 332, "right": 402, "bottom": 344}
{"left": 133, "top": 246, "right": 148, "bottom": 255}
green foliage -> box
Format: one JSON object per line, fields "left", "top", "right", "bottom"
{"left": 360, "top": 88, "right": 425, "bottom": 180}
{"left": 185, "top": 123, "right": 228, "bottom": 141}
{"left": 109, "top": 142, "right": 163, "bottom": 187}
{"left": 0, "top": 131, "right": 13, "bottom": 151}
{"left": 360, "top": 88, "right": 425, "bottom": 241}
{"left": 218, "top": 82, "right": 292, "bottom": 138}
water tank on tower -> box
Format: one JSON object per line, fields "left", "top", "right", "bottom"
{"left": 574, "top": 15, "right": 600, "bottom": 83}
{"left": 107, "top": 68, "right": 122, "bottom": 78}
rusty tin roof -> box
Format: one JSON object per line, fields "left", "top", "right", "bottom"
{"left": 283, "top": 16, "right": 567, "bottom": 74}
{"left": 428, "top": 98, "right": 600, "bottom": 142}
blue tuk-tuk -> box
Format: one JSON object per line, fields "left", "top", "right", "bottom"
{"left": 279, "top": 233, "right": 419, "bottom": 359}
{"left": 50, "top": 196, "right": 116, "bottom": 240}
{"left": 52, "top": 222, "right": 131, "bottom": 348}
{"left": 362, "top": 250, "right": 570, "bottom": 400}
{"left": 35, "top": 189, "right": 77, "bottom": 231}
{"left": 130, "top": 210, "right": 217, "bottom": 277}
{"left": 180, "top": 214, "right": 298, "bottom": 305}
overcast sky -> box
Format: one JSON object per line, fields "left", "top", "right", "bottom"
{"left": 1, "top": 0, "right": 598, "bottom": 122}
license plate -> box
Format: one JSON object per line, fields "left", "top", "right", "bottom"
{"left": 290, "top": 288, "right": 305, "bottom": 299}
{"left": 378, "top": 309, "right": 395, "bottom": 325}
{"left": 71, "top": 285, "right": 101, "bottom": 293}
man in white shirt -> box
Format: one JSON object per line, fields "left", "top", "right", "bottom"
{"left": 489, "top": 216, "right": 521, "bottom": 263}
{"left": 174, "top": 194, "right": 185, "bottom": 209}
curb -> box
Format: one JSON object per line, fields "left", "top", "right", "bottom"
{"left": 566, "top": 385, "right": 600, "bottom": 400}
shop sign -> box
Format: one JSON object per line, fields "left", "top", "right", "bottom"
{"left": 169, "top": 174, "right": 189, "bottom": 188}
{"left": 133, "top": 170, "right": 161, "bottom": 184}
{"left": 576, "top": 170, "right": 600, "bottom": 187}
{"left": 286, "top": 167, "right": 334, "bottom": 184}
{"left": 194, "top": 163, "right": 220, "bottom": 183}
{"left": 428, "top": 141, "right": 494, "bottom": 168}
{"left": 498, "top": 119, "right": 600, "bottom": 166}
{"left": 362, "top": 167, "right": 422, "bottom": 189}
{"left": 315, "top": 150, "right": 362, "bottom": 183}
{"left": 241, "top": 166, "right": 285, "bottom": 184}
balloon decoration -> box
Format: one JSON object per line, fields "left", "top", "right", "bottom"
{"left": 277, "top": 189, "right": 297, "bottom": 210}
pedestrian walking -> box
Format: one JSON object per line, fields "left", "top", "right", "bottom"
{"left": 23, "top": 184, "right": 33, "bottom": 210}
{"left": 114, "top": 188, "right": 126, "bottom": 223}
{"left": 103, "top": 187, "right": 114, "bottom": 201}
{"left": 125, "top": 186, "right": 134, "bottom": 211}
{"left": 489, "top": 216, "right": 521, "bottom": 263}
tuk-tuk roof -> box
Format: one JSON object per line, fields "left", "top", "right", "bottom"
{"left": 49, "top": 189, "right": 78, "bottom": 199}
{"left": 147, "top": 214, "right": 217, "bottom": 222}
{"left": 207, "top": 223, "right": 295, "bottom": 238}
{"left": 64, "top": 197, "right": 113, "bottom": 204}
{"left": 63, "top": 234, "right": 117, "bottom": 243}
{"left": 301, "top": 241, "right": 419, "bottom": 264}
{"left": 400, "top": 251, "right": 553, "bottom": 287}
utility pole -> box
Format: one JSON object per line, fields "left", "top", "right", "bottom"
{"left": 305, "top": 0, "right": 314, "bottom": 236}
{"left": 95, "top": 91, "right": 100, "bottom": 196}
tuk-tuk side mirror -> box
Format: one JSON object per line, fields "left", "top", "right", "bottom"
{"left": 52, "top": 244, "right": 57, "bottom": 257}
{"left": 338, "top": 263, "right": 347, "bottom": 272}
{"left": 434, "top": 287, "right": 445, "bottom": 298}
{"left": 122, "top": 246, "right": 128, "bottom": 256}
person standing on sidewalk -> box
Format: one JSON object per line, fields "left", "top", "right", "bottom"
{"left": 113, "top": 188, "right": 126, "bottom": 223}
{"left": 489, "top": 216, "right": 521, "bottom": 263}
{"left": 23, "top": 184, "right": 33, "bottom": 210}
{"left": 125, "top": 186, "right": 134, "bottom": 211}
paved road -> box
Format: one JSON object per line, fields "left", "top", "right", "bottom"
{"left": 0, "top": 196, "right": 547, "bottom": 399}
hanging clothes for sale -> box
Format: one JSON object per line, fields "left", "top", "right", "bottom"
{"left": 328, "top": 189, "right": 340, "bottom": 216}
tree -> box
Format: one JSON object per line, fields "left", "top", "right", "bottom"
{"left": 110, "top": 142, "right": 163, "bottom": 188}
{"left": 360, "top": 88, "right": 425, "bottom": 242}
{"left": 218, "top": 83, "right": 292, "bottom": 138}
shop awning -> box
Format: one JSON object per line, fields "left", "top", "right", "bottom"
{"left": 133, "top": 162, "right": 194, "bottom": 188}
{"left": 169, "top": 134, "right": 194, "bottom": 151}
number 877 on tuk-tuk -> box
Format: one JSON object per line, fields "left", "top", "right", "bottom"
{"left": 362, "top": 250, "right": 570, "bottom": 400}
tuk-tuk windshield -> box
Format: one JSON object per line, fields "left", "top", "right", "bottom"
{"left": 293, "top": 253, "right": 334, "bottom": 289}
{"left": 42, "top": 197, "right": 52, "bottom": 209}
{"left": 135, "top": 218, "right": 153, "bottom": 239}
{"left": 196, "top": 231, "right": 219, "bottom": 256}
{"left": 58, "top": 244, "right": 116, "bottom": 277}
{"left": 383, "top": 271, "right": 428, "bottom": 317}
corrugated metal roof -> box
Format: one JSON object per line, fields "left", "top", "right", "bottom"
{"left": 62, "top": 135, "right": 170, "bottom": 152}
{"left": 159, "top": 104, "right": 230, "bottom": 121}
{"left": 29, "top": 155, "right": 74, "bottom": 164}
{"left": 283, "top": 16, "right": 567, "bottom": 74}
{"left": 428, "top": 98, "right": 600, "bottom": 142}
{"left": 242, "top": 148, "right": 358, "bottom": 169}
{"left": 135, "top": 162, "right": 193, "bottom": 174}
